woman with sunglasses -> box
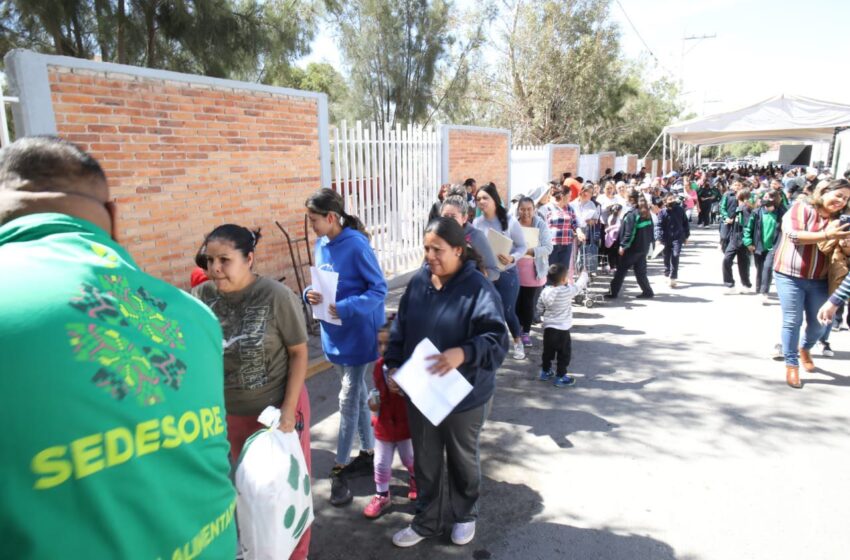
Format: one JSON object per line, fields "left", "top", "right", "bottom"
{"left": 193, "top": 224, "right": 312, "bottom": 559}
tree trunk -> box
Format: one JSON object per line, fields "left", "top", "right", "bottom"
{"left": 118, "top": 0, "right": 126, "bottom": 64}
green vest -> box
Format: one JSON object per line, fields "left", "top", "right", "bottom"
{"left": 0, "top": 214, "right": 236, "bottom": 559}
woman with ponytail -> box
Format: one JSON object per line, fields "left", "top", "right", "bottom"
{"left": 384, "top": 217, "right": 508, "bottom": 548}
{"left": 472, "top": 183, "right": 528, "bottom": 360}
{"left": 192, "top": 224, "right": 313, "bottom": 559}
{"left": 304, "top": 188, "right": 387, "bottom": 506}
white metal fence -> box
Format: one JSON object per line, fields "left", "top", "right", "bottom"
{"left": 615, "top": 156, "right": 628, "bottom": 174}
{"left": 510, "top": 145, "right": 548, "bottom": 201}
{"left": 330, "top": 120, "right": 440, "bottom": 278}
{"left": 578, "top": 154, "right": 599, "bottom": 182}
{"left": 0, "top": 80, "right": 18, "bottom": 147}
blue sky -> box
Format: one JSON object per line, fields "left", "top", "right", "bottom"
{"left": 298, "top": 0, "right": 850, "bottom": 118}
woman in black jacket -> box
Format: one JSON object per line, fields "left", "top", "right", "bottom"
{"left": 385, "top": 217, "right": 508, "bottom": 549}
{"left": 606, "top": 193, "right": 655, "bottom": 299}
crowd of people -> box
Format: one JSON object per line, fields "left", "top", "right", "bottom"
{"left": 4, "top": 134, "right": 850, "bottom": 559}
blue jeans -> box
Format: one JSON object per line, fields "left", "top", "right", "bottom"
{"left": 549, "top": 243, "right": 573, "bottom": 269}
{"left": 774, "top": 272, "right": 828, "bottom": 367}
{"left": 334, "top": 363, "right": 375, "bottom": 465}
{"left": 663, "top": 240, "right": 683, "bottom": 279}
{"left": 494, "top": 266, "right": 522, "bottom": 339}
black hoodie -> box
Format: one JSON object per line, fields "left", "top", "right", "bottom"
{"left": 384, "top": 259, "right": 509, "bottom": 414}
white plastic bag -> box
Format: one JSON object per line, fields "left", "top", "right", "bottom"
{"left": 235, "top": 406, "right": 313, "bottom": 560}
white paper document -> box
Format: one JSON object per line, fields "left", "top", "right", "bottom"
{"left": 521, "top": 226, "right": 539, "bottom": 252}
{"left": 650, "top": 243, "right": 664, "bottom": 260}
{"left": 486, "top": 228, "right": 514, "bottom": 270}
{"left": 391, "top": 338, "right": 473, "bottom": 426}
{"left": 309, "top": 266, "right": 342, "bottom": 325}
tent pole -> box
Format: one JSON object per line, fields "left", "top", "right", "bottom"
{"left": 662, "top": 134, "right": 667, "bottom": 175}
{"left": 643, "top": 130, "right": 665, "bottom": 160}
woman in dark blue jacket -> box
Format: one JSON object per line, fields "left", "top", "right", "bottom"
{"left": 385, "top": 217, "right": 508, "bottom": 549}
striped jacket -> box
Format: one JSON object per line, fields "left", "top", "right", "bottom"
{"left": 773, "top": 200, "right": 830, "bottom": 280}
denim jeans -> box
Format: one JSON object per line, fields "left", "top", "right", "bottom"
{"left": 494, "top": 266, "right": 522, "bottom": 339}
{"left": 774, "top": 272, "right": 829, "bottom": 367}
{"left": 549, "top": 243, "right": 573, "bottom": 269}
{"left": 334, "top": 363, "right": 375, "bottom": 465}
{"left": 663, "top": 240, "right": 683, "bottom": 279}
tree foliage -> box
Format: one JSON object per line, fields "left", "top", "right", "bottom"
{"left": 330, "top": 0, "right": 485, "bottom": 127}
{"left": 466, "top": 0, "right": 681, "bottom": 155}
{"left": 0, "top": 0, "right": 318, "bottom": 79}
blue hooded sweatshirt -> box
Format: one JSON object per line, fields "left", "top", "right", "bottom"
{"left": 384, "top": 259, "right": 508, "bottom": 415}
{"left": 306, "top": 227, "right": 387, "bottom": 365}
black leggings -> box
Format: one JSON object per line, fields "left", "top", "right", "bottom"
{"left": 516, "top": 285, "right": 542, "bottom": 333}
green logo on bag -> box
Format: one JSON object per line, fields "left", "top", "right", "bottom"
{"left": 281, "top": 456, "right": 311, "bottom": 539}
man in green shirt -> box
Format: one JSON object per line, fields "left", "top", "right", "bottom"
{"left": 0, "top": 137, "right": 236, "bottom": 559}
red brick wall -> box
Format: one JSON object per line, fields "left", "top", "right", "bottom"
{"left": 626, "top": 155, "right": 638, "bottom": 174}
{"left": 598, "top": 152, "right": 616, "bottom": 180}
{"left": 446, "top": 128, "right": 509, "bottom": 201}
{"left": 551, "top": 145, "right": 579, "bottom": 179}
{"left": 47, "top": 65, "right": 321, "bottom": 290}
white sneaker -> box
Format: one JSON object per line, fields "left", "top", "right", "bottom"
{"left": 392, "top": 526, "right": 426, "bottom": 548}
{"left": 820, "top": 343, "right": 834, "bottom": 357}
{"left": 724, "top": 287, "right": 737, "bottom": 295}
{"left": 670, "top": 279, "right": 677, "bottom": 288}
{"left": 760, "top": 293, "right": 770, "bottom": 305}
{"left": 512, "top": 341, "right": 526, "bottom": 360}
{"left": 451, "top": 521, "right": 476, "bottom": 545}
{"left": 772, "top": 343, "right": 784, "bottom": 361}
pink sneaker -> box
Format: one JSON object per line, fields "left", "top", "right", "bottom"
{"left": 363, "top": 494, "right": 391, "bottom": 518}
{"left": 407, "top": 476, "right": 418, "bottom": 500}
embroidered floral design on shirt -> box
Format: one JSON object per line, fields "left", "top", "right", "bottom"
{"left": 66, "top": 273, "right": 187, "bottom": 406}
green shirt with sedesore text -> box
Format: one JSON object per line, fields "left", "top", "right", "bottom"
{"left": 0, "top": 213, "right": 236, "bottom": 559}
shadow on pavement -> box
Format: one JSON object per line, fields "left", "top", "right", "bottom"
{"left": 308, "top": 477, "right": 545, "bottom": 559}
{"left": 490, "top": 521, "right": 687, "bottom": 560}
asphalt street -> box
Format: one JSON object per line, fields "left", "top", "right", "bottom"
{"left": 304, "top": 226, "right": 850, "bottom": 560}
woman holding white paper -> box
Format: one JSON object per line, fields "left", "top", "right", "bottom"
{"left": 472, "top": 183, "right": 527, "bottom": 360}
{"left": 385, "top": 217, "right": 508, "bottom": 548}
{"left": 515, "top": 196, "right": 553, "bottom": 345}
{"left": 304, "top": 189, "right": 387, "bottom": 507}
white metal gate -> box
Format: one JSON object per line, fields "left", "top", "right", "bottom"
{"left": 510, "top": 145, "right": 548, "bottom": 201}
{"left": 578, "top": 154, "right": 600, "bottom": 182}
{"left": 330, "top": 120, "right": 440, "bottom": 278}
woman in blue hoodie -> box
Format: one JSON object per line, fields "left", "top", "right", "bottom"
{"left": 386, "top": 217, "right": 508, "bottom": 549}
{"left": 304, "top": 188, "right": 388, "bottom": 506}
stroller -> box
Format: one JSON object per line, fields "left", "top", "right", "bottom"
{"left": 573, "top": 241, "right": 608, "bottom": 309}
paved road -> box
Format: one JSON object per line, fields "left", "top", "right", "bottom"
{"left": 304, "top": 227, "right": 850, "bottom": 560}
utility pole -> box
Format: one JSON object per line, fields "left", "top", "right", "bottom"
{"left": 680, "top": 33, "right": 716, "bottom": 114}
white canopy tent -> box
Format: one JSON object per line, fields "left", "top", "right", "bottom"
{"left": 656, "top": 94, "right": 850, "bottom": 173}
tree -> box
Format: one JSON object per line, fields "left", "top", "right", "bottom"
{"left": 330, "top": 0, "right": 478, "bottom": 127}
{"left": 0, "top": 0, "right": 318, "bottom": 80}
{"left": 458, "top": 0, "right": 682, "bottom": 155}
{"left": 281, "top": 62, "right": 350, "bottom": 123}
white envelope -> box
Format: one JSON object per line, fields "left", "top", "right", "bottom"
{"left": 391, "top": 338, "right": 473, "bottom": 426}
{"left": 486, "top": 228, "right": 514, "bottom": 271}
{"left": 521, "top": 226, "right": 539, "bottom": 252}
{"left": 309, "top": 266, "right": 342, "bottom": 326}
